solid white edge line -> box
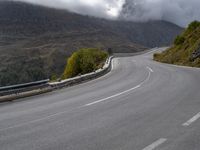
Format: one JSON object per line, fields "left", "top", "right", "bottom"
{"left": 163, "top": 62, "right": 200, "bottom": 70}
{"left": 182, "top": 112, "right": 200, "bottom": 126}
{"left": 144, "top": 47, "right": 165, "bottom": 55}
{"left": 84, "top": 66, "right": 152, "bottom": 106}
{"left": 142, "top": 138, "right": 167, "bottom": 150}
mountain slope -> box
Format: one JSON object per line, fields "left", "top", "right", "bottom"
{"left": 0, "top": 1, "right": 182, "bottom": 47}
{"left": 154, "top": 21, "right": 200, "bottom": 67}
{"left": 0, "top": 1, "right": 182, "bottom": 86}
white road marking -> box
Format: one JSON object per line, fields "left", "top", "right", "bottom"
{"left": 146, "top": 66, "right": 154, "bottom": 73}
{"left": 144, "top": 48, "right": 160, "bottom": 55}
{"left": 142, "top": 138, "right": 167, "bottom": 150}
{"left": 85, "top": 85, "right": 141, "bottom": 106}
{"left": 182, "top": 112, "right": 200, "bottom": 126}
{"left": 164, "top": 62, "right": 200, "bottom": 70}
{"left": 111, "top": 58, "right": 114, "bottom": 69}
{"left": 84, "top": 66, "right": 152, "bottom": 106}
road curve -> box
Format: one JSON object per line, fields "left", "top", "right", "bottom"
{"left": 1, "top": 48, "right": 200, "bottom": 150}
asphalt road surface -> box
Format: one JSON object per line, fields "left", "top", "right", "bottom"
{"left": 1, "top": 48, "right": 200, "bottom": 150}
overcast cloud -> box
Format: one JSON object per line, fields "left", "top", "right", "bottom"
{"left": 14, "top": 0, "right": 125, "bottom": 19}
{"left": 11, "top": 0, "right": 200, "bottom": 27}
{"left": 121, "top": 0, "right": 200, "bottom": 27}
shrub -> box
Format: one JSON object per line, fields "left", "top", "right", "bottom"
{"left": 50, "top": 74, "right": 58, "bottom": 81}
{"left": 62, "top": 52, "right": 81, "bottom": 79}
{"left": 188, "top": 21, "right": 200, "bottom": 31}
{"left": 153, "top": 53, "right": 160, "bottom": 58}
{"left": 174, "top": 35, "right": 185, "bottom": 45}
{"left": 153, "top": 53, "right": 162, "bottom": 61}
{"left": 62, "top": 48, "right": 108, "bottom": 79}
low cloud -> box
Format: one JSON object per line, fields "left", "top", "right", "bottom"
{"left": 14, "top": 0, "right": 124, "bottom": 19}
{"left": 120, "top": 0, "right": 200, "bottom": 27}
{"left": 9, "top": 0, "right": 200, "bottom": 26}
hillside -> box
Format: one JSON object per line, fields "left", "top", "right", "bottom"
{"left": 154, "top": 21, "right": 200, "bottom": 67}
{"left": 0, "top": 1, "right": 182, "bottom": 86}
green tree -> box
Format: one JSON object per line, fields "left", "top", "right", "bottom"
{"left": 62, "top": 52, "right": 81, "bottom": 79}
{"left": 62, "top": 48, "right": 108, "bottom": 79}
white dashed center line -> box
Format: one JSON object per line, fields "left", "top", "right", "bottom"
{"left": 146, "top": 66, "right": 154, "bottom": 72}
{"left": 182, "top": 112, "right": 200, "bottom": 126}
{"left": 84, "top": 66, "right": 153, "bottom": 106}
{"left": 142, "top": 138, "right": 167, "bottom": 150}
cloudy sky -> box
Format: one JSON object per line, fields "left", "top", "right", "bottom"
{"left": 13, "top": 0, "right": 200, "bottom": 27}
{"left": 15, "top": 0, "right": 125, "bottom": 18}
{"left": 120, "top": 0, "right": 200, "bottom": 27}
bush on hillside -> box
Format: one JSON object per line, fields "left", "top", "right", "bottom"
{"left": 153, "top": 53, "right": 161, "bottom": 60}
{"left": 153, "top": 20, "right": 200, "bottom": 67}
{"left": 188, "top": 21, "right": 200, "bottom": 31}
{"left": 174, "top": 35, "right": 185, "bottom": 45}
{"left": 62, "top": 48, "right": 108, "bottom": 79}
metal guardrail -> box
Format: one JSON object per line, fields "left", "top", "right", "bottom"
{"left": 49, "top": 56, "right": 113, "bottom": 89}
{"left": 0, "top": 79, "right": 50, "bottom": 96}
{"left": 0, "top": 56, "right": 113, "bottom": 100}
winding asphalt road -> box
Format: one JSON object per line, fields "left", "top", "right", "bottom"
{"left": 1, "top": 48, "right": 200, "bottom": 150}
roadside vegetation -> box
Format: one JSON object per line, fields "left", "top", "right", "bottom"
{"left": 154, "top": 21, "right": 200, "bottom": 67}
{"left": 62, "top": 48, "right": 108, "bottom": 79}
{"left": 0, "top": 58, "right": 47, "bottom": 86}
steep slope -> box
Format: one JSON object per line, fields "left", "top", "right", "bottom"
{"left": 0, "top": 1, "right": 182, "bottom": 86}
{"left": 154, "top": 21, "right": 200, "bottom": 67}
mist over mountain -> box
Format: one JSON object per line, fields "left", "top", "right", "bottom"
{"left": 0, "top": 1, "right": 182, "bottom": 86}
{"left": 120, "top": 0, "right": 200, "bottom": 27}
{"left": 8, "top": 0, "right": 200, "bottom": 27}
{"left": 0, "top": 1, "right": 182, "bottom": 46}
{"left": 8, "top": 0, "right": 124, "bottom": 19}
